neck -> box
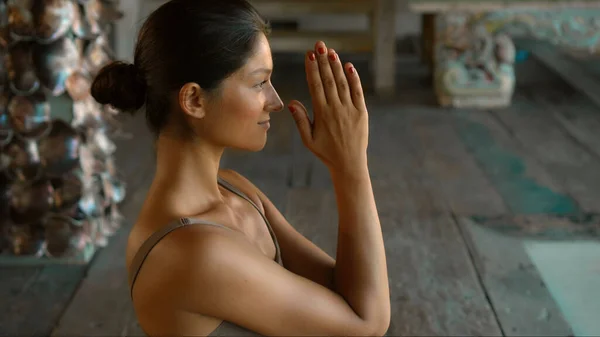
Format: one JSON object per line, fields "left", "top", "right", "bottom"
{"left": 148, "top": 131, "right": 225, "bottom": 218}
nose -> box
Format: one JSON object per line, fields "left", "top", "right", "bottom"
{"left": 267, "top": 85, "right": 284, "bottom": 112}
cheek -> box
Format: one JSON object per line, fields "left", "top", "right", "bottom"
{"left": 230, "top": 93, "right": 263, "bottom": 120}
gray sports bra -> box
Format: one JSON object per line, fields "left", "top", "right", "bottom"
{"left": 128, "top": 176, "right": 283, "bottom": 336}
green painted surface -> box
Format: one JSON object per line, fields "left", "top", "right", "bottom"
{"left": 525, "top": 241, "right": 600, "bottom": 337}
{"left": 455, "top": 116, "right": 580, "bottom": 215}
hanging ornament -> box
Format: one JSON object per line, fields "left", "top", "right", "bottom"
{"left": 32, "top": 0, "right": 76, "bottom": 44}
{"left": 8, "top": 178, "right": 54, "bottom": 225}
{"left": 7, "top": 0, "right": 36, "bottom": 42}
{"left": 4, "top": 136, "right": 43, "bottom": 182}
{"left": 32, "top": 36, "right": 80, "bottom": 96}
{"left": 6, "top": 41, "right": 40, "bottom": 95}
{"left": 4, "top": 221, "right": 45, "bottom": 257}
{"left": 8, "top": 92, "right": 51, "bottom": 138}
{"left": 0, "top": 0, "right": 126, "bottom": 263}
{"left": 43, "top": 213, "right": 91, "bottom": 258}
{"left": 38, "top": 119, "right": 81, "bottom": 177}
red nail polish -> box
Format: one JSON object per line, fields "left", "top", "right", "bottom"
{"left": 349, "top": 67, "right": 355, "bottom": 74}
{"left": 318, "top": 47, "right": 325, "bottom": 55}
{"left": 309, "top": 52, "right": 315, "bottom": 61}
{"left": 288, "top": 105, "right": 296, "bottom": 113}
{"left": 329, "top": 53, "right": 336, "bottom": 61}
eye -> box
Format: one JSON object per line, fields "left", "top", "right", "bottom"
{"left": 255, "top": 80, "right": 268, "bottom": 89}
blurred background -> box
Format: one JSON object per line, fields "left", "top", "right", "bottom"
{"left": 1, "top": 0, "right": 599, "bottom": 336}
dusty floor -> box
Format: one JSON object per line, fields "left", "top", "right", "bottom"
{"left": 1, "top": 45, "right": 600, "bottom": 337}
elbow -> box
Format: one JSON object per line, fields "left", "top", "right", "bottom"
{"left": 371, "top": 315, "right": 391, "bottom": 337}
{"left": 368, "top": 306, "right": 391, "bottom": 336}
{"left": 358, "top": 313, "right": 390, "bottom": 336}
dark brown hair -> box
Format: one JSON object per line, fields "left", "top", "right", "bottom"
{"left": 91, "top": 0, "right": 270, "bottom": 135}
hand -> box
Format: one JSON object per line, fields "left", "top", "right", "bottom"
{"left": 288, "top": 41, "right": 369, "bottom": 176}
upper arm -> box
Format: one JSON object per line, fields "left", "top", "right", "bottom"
{"left": 175, "top": 232, "right": 379, "bottom": 336}
{"left": 220, "top": 169, "right": 336, "bottom": 289}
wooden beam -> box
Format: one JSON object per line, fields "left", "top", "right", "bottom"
{"left": 268, "top": 30, "right": 373, "bottom": 53}
{"left": 251, "top": 0, "right": 374, "bottom": 19}
{"left": 372, "top": 0, "right": 396, "bottom": 96}
{"left": 407, "top": 0, "right": 600, "bottom": 13}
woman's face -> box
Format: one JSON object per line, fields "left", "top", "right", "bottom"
{"left": 194, "top": 33, "right": 284, "bottom": 152}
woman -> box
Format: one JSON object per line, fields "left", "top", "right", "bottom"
{"left": 91, "top": 0, "right": 390, "bottom": 336}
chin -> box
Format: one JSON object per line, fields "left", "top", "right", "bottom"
{"left": 232, "top": 138, "right": 267, "bottom": 153}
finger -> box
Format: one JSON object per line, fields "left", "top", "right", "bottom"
{"left": 304, "top": 50, "right": 326, "bottom": 108}
{"left": 327, "top": 49, "right": 352, "bottom": 106}
{"left": 288, "top": 100, "right": 313, "bottom": 146}
{"left": 345, "top": 62, "right": 366, "bottom": 109}
{"left": 314, "top": 41, "right": 339, "bottom": 105}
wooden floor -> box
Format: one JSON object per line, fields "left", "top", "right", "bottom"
{"left": 2, "top": 47, "right": 600, "bottom": 337}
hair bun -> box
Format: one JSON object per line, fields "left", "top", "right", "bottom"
{"left": 91, "top": 61, "right": 147, "bottom": 113}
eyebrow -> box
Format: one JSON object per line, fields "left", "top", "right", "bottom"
{"left": 250, "top": 68, "right": 272, "bottom": 75}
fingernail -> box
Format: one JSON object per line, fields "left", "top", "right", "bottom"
{"left": 308, "top": 52, "right": 315, "bottom": 61}
{"left": 349, "top": 67, "right": 356, "bottom": 74}
{"left": 318, "top": 47, "right": 326, "bottom": 55}
{"left": 288, "top": 105, "right": 296, "bottom": 113}
{"left": 328, "top": 52, "right": 336, "bottom": 62}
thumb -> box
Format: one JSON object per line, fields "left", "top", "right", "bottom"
{"left": 288, "top": 100, "right": 312, "bottom": 144}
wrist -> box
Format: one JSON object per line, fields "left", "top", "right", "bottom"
{"left": 329, "top": 159, "right": 370, "bottom": 183}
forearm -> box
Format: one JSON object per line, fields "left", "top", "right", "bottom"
{"left": 330, "top": 164, "right": 390, "bottom": 331}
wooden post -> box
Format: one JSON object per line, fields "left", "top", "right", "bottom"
{"left": 421, "top": 13, "right": 436, "bottom": 69}
{"left": 372, "top": 0, "right": 396, "bottom": 97}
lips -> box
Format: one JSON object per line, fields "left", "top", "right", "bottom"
{"left": 258, "top": 120, "right": 270, "bottom": 130}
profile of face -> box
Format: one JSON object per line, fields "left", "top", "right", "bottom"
{"left": 90, "top": 0, "right": 280, "bottom": 152}
{"left": 180, "top": 34, "right": 284, "bottom": 152}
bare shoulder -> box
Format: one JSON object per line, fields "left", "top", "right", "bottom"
{"left": 218, "top": 169, "right": 263, "bottom": 203}
{"left": 219, "top": 168, "right": 256, "bottom": 190}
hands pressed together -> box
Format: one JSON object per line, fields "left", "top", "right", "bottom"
{"left": 288, "top": 41, "right": 369, "bottom": 177}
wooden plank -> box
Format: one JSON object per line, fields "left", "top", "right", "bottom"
{"left": 466, "top": 214, "right": 600, "bottom": 241}
{"left": 367, "top": 107, "right": 449, "bottom": 217}
{"left": 453, "top": 110, "right": 579, "bottom": 215}
{"left": 285, "top": 167, "right": 501, "bottom": 336}
{"left": 528, "top": 41, "right": 600, "bottom": 110}
{"left": 491, "top": 92, "right": 600, "bottom": 213}
{"left": 2, "top": 265, "right": 86, "bottom": 336}
{"left": 371, "top": 0, "right": 396, "bottom": 96}
{"left": 458, "top": 217, "right": 574, "bottom": 336}
{"left": 530, "top": 88, "right": 600, "bottom": 163}
{"left": 251, "top": 0, "right": 374, "bottom": 18}
{"left": 307, "top": 157, "right": 332, "bottom": 189}
{"left": 368, "top": 106, "right": 500, "bottom": 336}
{"left": 0, "top": 266, "right": 42, "bottom": 335}
{"left": 383, "top": 214, "right": 502, "bottom": 336}
{"left": 284, "top": 188, "right": 338, "bottom": 257}
{"left": 121, "top": 308, "right": 146, "bottom": 337}
{"left": 408, "top": 0, "right": 600, "bottom": 12}
{"left": 221, "top": 152, "right": 291, "bottom": 211}
{"left": 0, "top": 243, "right": 96, "bottom": 266}
{"left": 269, "top": 30, "right": 373, "bottom": 53}
{"left": 406, "top": 110, "right": 508, "bottom": 217}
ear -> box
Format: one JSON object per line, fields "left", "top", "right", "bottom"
{"left": 178, "top": 82, "right": 206, "bottom": 119}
